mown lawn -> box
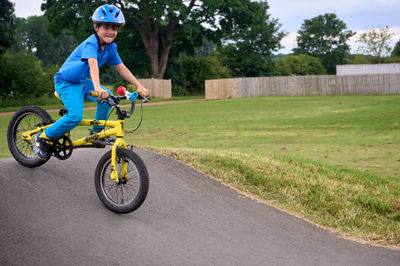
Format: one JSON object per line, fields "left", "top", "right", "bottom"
{"left": 130, "top": 95, "right": 400, "bottom": 178}
{"left": 1, "top": 95, "right": 399, "bottom": 247}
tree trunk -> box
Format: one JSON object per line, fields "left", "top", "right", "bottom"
{"left": 142, "top": 32, "right": 173, "bottom": 79}
{"left": 134, "top": 9, "right": 177, "bottom": 79}
{"left": 145, "top": 40, "right": 162, "bottom": 78}
{"left": 145, "top": 41, "right": 171, "bottom": 79}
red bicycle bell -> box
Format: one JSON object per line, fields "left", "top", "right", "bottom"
{"left": 117, "top": 86, "right": 126, "bottom": 96}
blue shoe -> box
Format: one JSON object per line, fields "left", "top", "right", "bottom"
{"left": 32, "top": 134, "right": 50, "bottom": 160}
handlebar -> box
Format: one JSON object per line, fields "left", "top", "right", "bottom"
{"left": 89, "top": 91, "right": 150, "bottom": 102}
{"left": 88, "top": 90, "right": 150, "bottom": 119}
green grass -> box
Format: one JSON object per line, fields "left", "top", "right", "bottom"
{"left": 1, "top": 95, "right": 399, "bottom": 247}
{"left": 130, "top": 95, "right": 400, "bottom": 178}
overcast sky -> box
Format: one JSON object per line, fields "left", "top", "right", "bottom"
{"left": 11, "top": 0, "right": 400, "bottom": 54}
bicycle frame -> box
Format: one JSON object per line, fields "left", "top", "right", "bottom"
{"left": 21, "top": 118, "right": 128, "bottom": 183}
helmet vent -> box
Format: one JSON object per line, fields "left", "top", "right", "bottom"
{"left": 101, "top": 7, "right": 107, "bottom": 16}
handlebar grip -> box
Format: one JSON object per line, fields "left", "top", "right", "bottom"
{"left": 89, "top": 91, "right": 99, "bottom": 97}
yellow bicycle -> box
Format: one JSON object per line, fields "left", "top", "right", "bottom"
{"left": 7, "top": 88, "right": 150, "bottom": 213}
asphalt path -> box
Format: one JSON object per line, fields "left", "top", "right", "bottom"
{"left": 0, "top": 148, "right": 399, "bottom": 265}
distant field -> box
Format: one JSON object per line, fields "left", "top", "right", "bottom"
{"left": 1, "top": 95, "right": 399, "bottom": 246}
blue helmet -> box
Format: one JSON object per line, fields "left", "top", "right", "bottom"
{"left": 92, "top": 4, "right": 125, "bottom": 25}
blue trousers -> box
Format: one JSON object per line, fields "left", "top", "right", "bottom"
{"left": 45, "top": 79, "right": 113, "bottom": 138}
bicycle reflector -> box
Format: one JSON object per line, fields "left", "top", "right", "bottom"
{"left": 117, "top": 86, "right": 126, "bottom": 96}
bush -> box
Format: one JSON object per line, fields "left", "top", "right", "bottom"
{"left": 41, "top": 64, "right": 59, "bottom": 94}
{"left": 0, "top": 51, "right": 58, "bottom": 107}
{"left": 274, "top": 54, "right": 326, "bottom": 76}
{"left": 345, "top": 54, "right": 397, "bottom": 64}
{"left": 389, "top": 56, "right": 400, "bottom": 63}
{"left": 181, "top": 55, "right": 232, "bottom": 95}
{"left": 164, "top": 59, "right": 187, "bottom": 96}
{"left": 0, "top": 51, "right": 56, "bottom": 101}
{"left": 345, "top": 54, "right": 371, "bottom": 64}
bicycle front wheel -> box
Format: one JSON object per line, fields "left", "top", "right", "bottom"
{"left": 94, "top": 148, "right": 149, "bottom": 213}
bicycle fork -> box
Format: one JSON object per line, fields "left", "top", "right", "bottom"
{"left": 110, "top": 120, "right": 128, "bottom": 183}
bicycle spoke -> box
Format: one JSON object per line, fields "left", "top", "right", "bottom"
{"left": 108, "top": 184, "right": 119, "bottom": 200}
{"left": 100, "top": 154, "right": 142, "bottom": 206}
{"left": 120, "top": 186, "right": 124, "bottom": 204}
{"left": 14, "top": 114, "right": 42, "bottom": 158}
{"left": 124, "top": 185, "right": 136, "bottom": 199}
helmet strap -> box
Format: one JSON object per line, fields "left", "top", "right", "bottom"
{"left": 94, "top": 32, "right": 111, "bottom": 46}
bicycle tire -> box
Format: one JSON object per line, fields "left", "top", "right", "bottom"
{"left": 94, "top": 148, "right": 149, "bottom": 213}
{"left": 7, "top": 106, "right": 52, "bottom": 167}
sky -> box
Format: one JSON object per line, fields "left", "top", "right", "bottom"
{"left": 11, "top": 0, "right": 400, "bottom": 54}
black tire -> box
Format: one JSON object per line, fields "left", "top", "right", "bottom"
{"left": 94, "top": 148, "right": 149, "bottom": 213}
{"left": 7, "top": 106, "right": 53, "bottom": 167}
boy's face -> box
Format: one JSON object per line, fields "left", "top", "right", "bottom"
{"left": 94, "top": 23, "right": 120, "bottom": 44}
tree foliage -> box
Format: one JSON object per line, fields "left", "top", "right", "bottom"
{"left": 42, "top": 0, "right": 283, "bottom": 79}
{"left": 181, "top": 55, "right": 232, "bottom": 95}
{"left": 293, "top": 13, "right": 354, "bottom": 74}
{"left": 274, "top": 54, "right": 326, "bottom": 76}
{"left": 356, "top": 26, "right": 394, "bottom": 63}
{"left": 0, "top": 0, "right": 16, "bottom": 55}
{"left": 11, "top": 16, "right": 76, "bottom": 66}
{"left": 218, "top": 1, "right": 284, "bottom": 77}
{"left": 0, "top": 51, "right": 57, "bottom": 99}
{"left": 392, "top": 40, "right": 400, "bottom": 58}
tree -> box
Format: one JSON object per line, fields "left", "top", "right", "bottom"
{"left": 42, "top": 0, "right": 282, "bottom": 78}
{"left": 274, "top": 54, "right": 326, "bottom": 76}
{"left": 218, "top": 1, "right": 285, "bottom": 77}
{"left": 356, "top": 26, "right": 394, "bottom": 63}
{"left": 11, "top": 16, "right": 76, "bottom": 66}
{"left": 392, "top": 40, "right": 400, "bottom": 58}
{"left": 0, "top": 0, "right": 16, "bottom": 55}
{"left": 293, "top": 13, "right": 354, "bottom": 74}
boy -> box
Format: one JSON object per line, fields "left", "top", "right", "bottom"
{"left": 33, "top": 4, "right": 149, "bottom": 160}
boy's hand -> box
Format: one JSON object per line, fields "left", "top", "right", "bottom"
{"left": 95, "top": 87, "right": 109, "bottom": 100}
{"left": 137, "top": 85, "right": 149, "bottom": 96}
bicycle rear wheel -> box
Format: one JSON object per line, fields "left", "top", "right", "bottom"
{"left": 7, "top": 106, "right": 52, "bottom": 167}
{"left": 94, "top": 148, "right": 149, "bottom": 213}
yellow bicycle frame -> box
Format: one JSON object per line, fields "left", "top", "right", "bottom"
{"left": 22, "top": 118, "right": 128, "bottom": 183}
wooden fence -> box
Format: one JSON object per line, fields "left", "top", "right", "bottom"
{"left": 205, "top": 74, "right": 400, "bottom": 100}
{"left": 138, "top": 78, "right": 172, "bottom": 99}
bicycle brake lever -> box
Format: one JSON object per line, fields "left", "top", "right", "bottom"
{"left": 137, "top": 94, "right": 151, "bottom": 103}
{"left": 100, "top": 98, "right": 115, "bottom": 106}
